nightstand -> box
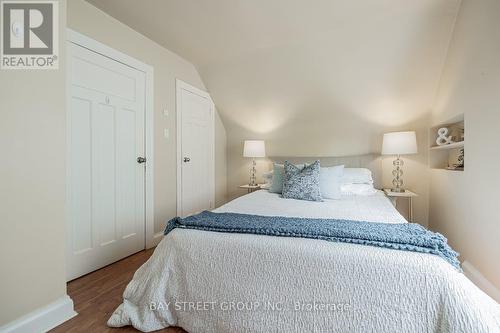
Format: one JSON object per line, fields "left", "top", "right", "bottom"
{"left": 239, "top": 184, "right": 261, "bottom": 193}
{"left": 383, "top": 189, "right": 418, "bottom": 222}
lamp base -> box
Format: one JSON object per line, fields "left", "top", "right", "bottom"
{"left": 249, "top": 158, "right": 257, "bottom": 186}
{"left": 391, "top": 155, "right": 406, "bottom": 194}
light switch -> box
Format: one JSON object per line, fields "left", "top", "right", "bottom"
{"left": 164, "top": 128, "right": 169, "bottom": 139}
{"left": 163, "top": 109, "right": 169, "bottom": 117}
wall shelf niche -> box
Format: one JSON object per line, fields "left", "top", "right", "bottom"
{"left": 429, "top": 114, "right": 465, "bottom": 171}
{"left": 429, "top": 141, "right": 464, "bottom": 150}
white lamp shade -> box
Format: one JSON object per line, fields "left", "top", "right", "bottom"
{"left": 382, "top": 131, "right": 418, "bottom": 155}
{"left": 243, "top": 140, "right": 266, "bottom": 157}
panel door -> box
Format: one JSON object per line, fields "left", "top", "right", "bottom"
{"left": 67, "top": 42, "right": 146, "bottom": 280}
{"left": 179, "top": 85, "right": 214, "bottom": 217}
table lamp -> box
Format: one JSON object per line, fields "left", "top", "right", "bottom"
{"left": 243, "top": 140, "right": 266, "bottom": 186}
{"left": 382, "top": 131, "right": 417, "bottom": 193}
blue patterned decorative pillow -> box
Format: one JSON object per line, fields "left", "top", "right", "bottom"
{"left": 282, "top": 160, "right": 322, "bottom": 201}
{"left": 269, "top": 163, "right": 305, "bottom": 193}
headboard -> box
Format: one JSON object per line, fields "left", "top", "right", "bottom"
{"left": 268, "top": 154, "right": 383, "bottom": 189}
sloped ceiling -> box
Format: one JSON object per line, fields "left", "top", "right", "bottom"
{"left": 86, "top": 0, "right": 460, "bottom": 156}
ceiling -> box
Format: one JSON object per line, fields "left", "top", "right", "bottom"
{"left": 86, "top": 0, "right": 460, "bottom": 155}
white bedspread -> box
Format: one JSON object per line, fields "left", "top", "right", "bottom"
{"left": 109, "top": 191, "right": 500, "bottom": 332}
{"left": 214, "top": 190, "right": 407, "bottom": 223}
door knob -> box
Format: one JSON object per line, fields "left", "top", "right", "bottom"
{"left": 137, "top": 157, "right": 147, "bottom": 164}
{"left": 183, "top": 157, "right": 191, "bottom": 163}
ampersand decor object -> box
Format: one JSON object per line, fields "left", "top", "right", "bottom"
{"left": 436, "top": 127, "right": 454, "bottom": 146}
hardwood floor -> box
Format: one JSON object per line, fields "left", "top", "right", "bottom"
{"left": 51, "top": 249, "right": 187, "bottom": 333}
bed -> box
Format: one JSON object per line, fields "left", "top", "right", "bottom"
{"left": 108, "top": 185, "right": 500, "bottom": 332}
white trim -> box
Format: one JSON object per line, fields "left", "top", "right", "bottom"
{"left": 176, "top": 80, "right": 182, "bottom": 216}
{"left": 67, "top": 29, "right": 154, "bottom": 78}
{"left": 66, "top": 29, "right": 155, "bottom": 258}
{"left": 176, "top": 79, "right": 216, "bottom": 216}
{"left": 0, "top": 295, "right": 77, "bottom": 333}
{"left": 144, "top": 57, "right": 155, "bottom": 249}
{"left": 462, "top": 261, "right": 500, "bottom": 303}
{"left": 65, "top": 35, "right": 73, "bottom": 281}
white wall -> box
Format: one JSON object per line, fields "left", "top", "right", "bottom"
{"left": 430, "top": 0, "right": 500, "bottom": 290}
{"left": 67, "top": 0, "right": 228, "bottom": 234}
{"left": 0, "top": 1, "right": 67, "bottom": 325}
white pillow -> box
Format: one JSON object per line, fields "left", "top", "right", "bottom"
{"left": 342, "top": 168, "right": 373, "bottom": 185}
{"left": 341, "top": 183, "right": 377, "bottom": 196}
{"left": 263, "top": 171, "right": 273, "bottom": 180}
{"left": 261, "top": 171, "right": 273, "bottom": 189}
{"left": 260, "top": 183, "right": 271, "bottom": 189}
{"left": 320, "top": 165, "right": 344, "bottom": 200}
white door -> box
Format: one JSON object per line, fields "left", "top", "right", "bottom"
{"left": 177, "top": 80, "right": 215, "bottom": 217}
{"left": 67, "top": 42, "right": 146, "bottom": 280}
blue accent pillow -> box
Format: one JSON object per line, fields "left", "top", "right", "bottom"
{"left": 320, "top": 165, "right": 344, "bottom": 199}
{"left": 282, "top": 160, "right": 322, "bottom": 201}
{"left": 269, "top": 163, "right": 304, "bottom": 194}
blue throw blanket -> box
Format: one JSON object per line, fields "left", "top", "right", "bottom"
{"left": 165, "top": 211, "right": 461, "bottom": 271}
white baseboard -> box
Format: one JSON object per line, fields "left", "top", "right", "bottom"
{"left": 462, "top": 261, "right": 500, "bottom": 303}
{"left": 0, "top": 295, "right": 77, "bottom": 333}
{"left": 150, "top": 231, "right": 164, "bottom": 248}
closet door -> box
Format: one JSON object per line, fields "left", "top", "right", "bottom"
{"left": 177, "top": 80, "right": 215, "bottom": 217}
{"left": 67, "top": 42, "right": 146, "bottom": 280}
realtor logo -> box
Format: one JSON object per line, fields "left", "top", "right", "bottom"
{"left": 1, "top": 1, "right": 58, "bottom": 69}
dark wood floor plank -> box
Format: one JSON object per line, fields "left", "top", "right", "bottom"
{"left": 50, "top": 249, "right": 186, "bottom": 333}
